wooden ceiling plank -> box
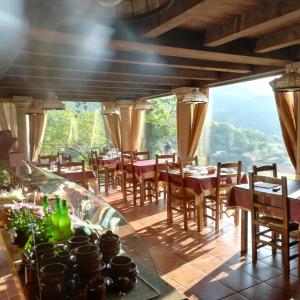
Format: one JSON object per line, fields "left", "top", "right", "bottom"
{"left": 23, "top": 42, "right": 251, "bottom": 74}
{"left": 5, "top": 67, "right": 193, "bottom": 86}
{"left": 25, "top": 28, "right": 292, "bottom": 66}
{"left": 14, "top": 53, "right": 218, "bottom": 81}
{"left": 205, "top": 0, "right": 300, "bottom": 47}
{"left": 255, "top": 24, "right": 300, "bottom": 53}
{"left": 0, "top": 76, "right": 170, "bottom": 90}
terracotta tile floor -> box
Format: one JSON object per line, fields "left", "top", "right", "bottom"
{"left": 104, "top": 189, "right": 300, "bottom": 300}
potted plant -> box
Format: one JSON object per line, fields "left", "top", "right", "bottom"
{"left": 6, "top": 206, "right": 49, "bottom": 248}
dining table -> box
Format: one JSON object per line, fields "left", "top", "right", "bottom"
{"left": 226, "top": 179, "right": 300, "bottom": 254}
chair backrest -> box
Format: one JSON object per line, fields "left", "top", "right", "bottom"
{"left": 57, "top": 161, "right": 86, "bottom": 186}
{"left": 155, "top": 153, "right": 176, "bottom": 179}
{"left": 253, "top": 163, "right": 277, "bottom": 178}
{"left": 178, "top": 155, "right": 198, "bottom": 167}
{"left": 135, "top": 151, "right": 150, "bottom": 160}
{"left": 166, "top": 162, "right": 185, "bottom": 196}
{"left": 121, "top": 152, "right": 134, "bottom": 174}
{"left": 60, "top": 155, "right": 72, "bottom": 163}
{"left": 38, "top": 155, "right": 58, "bottom": 164}
{"left": 249, "top": 172, "right": 288, "bottom": 228}
{"left": 216, "top": 161, "right": 242, "bottom": 197}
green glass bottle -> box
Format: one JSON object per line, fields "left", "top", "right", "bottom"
{"left": 42, "top": 195, "right": 52, "bottom": 239}
{"left": 58, "top": 200, "right": 72, "bottom": 240}
{"left": 52, "top": 196, "right": 61, "bottom": 240}
{"left": 42, "top": 195, "right": 49, "bottom": 214}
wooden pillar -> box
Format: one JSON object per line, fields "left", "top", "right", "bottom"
{"left": 13, "top": 96, "right": 32, "bottom": 161}
{"left": 118, "top": 100, "right": 134, "bottom": 151}
{"left": 296, "top": 93, "right": 300, "bottom": 178}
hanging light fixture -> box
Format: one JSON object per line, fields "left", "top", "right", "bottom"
{"left": 177, "top": 88, "right": 208, "bottom": 104}
{"left": 270, "top": 70, "right": 300, "bottom": 92}
{"left": 135, "top": 100, "right": 153, "bottom": 111}
{"left": 101, "top": 102, "right": 120, "bottom": 115}
{"left": 41, "top": 96, "right": 65, "bottom": 110}
{"left": 97, "top": 0, "right": 123, "bottom": 6}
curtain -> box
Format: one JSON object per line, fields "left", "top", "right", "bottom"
{"left": 176, "top": 88, "right": 209, "bottom": 158}
{"left": 274, "top": 91, "right": 297, "bottom": 169}
{"left": 102, "top": 102, "right": 121, "bottom": 150}
{"left": 29, "top": 112, "right": 47, "bottom": 161}
{"left": 129, "top": 104, "right": 144, "bottom": 151}
{"left": 0, "top": 102, "right": 17, "bottom": 137}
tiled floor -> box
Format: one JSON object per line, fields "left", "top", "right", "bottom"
{"left": 104, "top": 189, "right": 300, "bottom": 300}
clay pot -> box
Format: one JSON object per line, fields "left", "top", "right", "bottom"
{"left": 40, "top": 263, "right": 66, "bottom": 300}
{"left": 68, "top": 235, "right": 90, "bottom": 250}
{"left": 33, "top": 242, "right": 55, "bottom": 263}
{"left": 110, "top": 256, "right": 133, "bottom": 273}
{"left": 88, "top": 277, "right": 106, "bottom": 300}
{"left": 99, "top": 230, "right": 120, "bottom": 263}
{"left": 40, "top": 252, "right": 58, "bottom": 268}
{"left": 75, "top": 261, "right": 106, "bottom": 285}
{"left": 74, "top": 245, "right": 102, "bottom": 265}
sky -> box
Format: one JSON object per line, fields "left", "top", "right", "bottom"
{"left": 211, "top": 75, "right": 279, "bottom": 98}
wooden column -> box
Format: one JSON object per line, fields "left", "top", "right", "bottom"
{"left": 296, "top": 92, "right": 300, "bottom": 179}
{"left": 13, "top": 96, "right": 32, "bottom": 161}
{"left": 118, "top": 100, "right": 134, "bottom": 151}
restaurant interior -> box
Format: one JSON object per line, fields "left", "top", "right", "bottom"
{"left": 1, "top": 0, "right": 300, "bottom": 299}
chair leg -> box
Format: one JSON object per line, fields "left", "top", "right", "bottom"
{"left": 155, "top": 184, "right": 159, "bottom": 204}
{"left": 282, "top": 233, "right": 290, "bottom": 275}
{"left": 122, "top": 174, "right": 127, "bottom": 202}
{"left": 215, "top": 200, "right": 220, "bottom": 231}
{"left": 271, "top": 231, "right": 277, "bottom": 256}
{"left": 183, "top": 201, "right": 188, "bottom": 230}
{"left": 251, "top": 224, "right": 257, "bottom": 263}
{"left": 203, "top": 198, "right": 207, "bottom": 226}
{"left": 167, "top": 196, "right": 173, "bottom": 224}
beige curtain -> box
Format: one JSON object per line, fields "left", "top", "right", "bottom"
{"left": 0, "top": 102, "right": 17, "bottom": 137}
{"left": 29, "top": 112, "right": 47, "bottom": 162}
{"left": 129, "top": 104, "right": 144, "bottom": 151}
{"left": 176, "top": 88, "right": 209, "bottom": 158}
{"left": 102, "top": 102, "right": 121, "bottom": 149}
{"left": 274, "top": 91, "right": 297, "bottom": 169}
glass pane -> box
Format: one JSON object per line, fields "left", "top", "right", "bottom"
{"left": 197, "top": 76, "right": 294, "bottom": 176}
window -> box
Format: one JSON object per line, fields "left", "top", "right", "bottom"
{"left": 197, "top": 77, "right": 293, "bottom": 175}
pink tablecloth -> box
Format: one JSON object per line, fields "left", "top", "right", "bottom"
{"left": 60, "top": 169, "right": 96, "bottom": 182}
{"left": 160, "top": 172, "right": 247, "bottom": 196}
{"left": 227, "top": 180, "right": 300, "bottom": 222}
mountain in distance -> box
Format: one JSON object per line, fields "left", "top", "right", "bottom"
{"left": 210, "top": 83, "right": 281, "bottom": 137}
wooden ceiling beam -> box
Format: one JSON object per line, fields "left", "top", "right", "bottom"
{"left": 0, "top": 76, "right": 171, "bottom": 90}
{"left": 205, "top": 0, "right": 300, "bottom": 47}
{"left": 0, "top": 81, "right": 169, "bottom": 93}
{"left": 204, "top": 66, "right": 284, "bottom": 88}
{"left": 23, "top": 41, "right": 251, "bottom": 74}
{"left": 25, "top": 28, "right": 293, "bottom": 66}
{"left": 255, "top": 24, "right": 300, "bottom": 53}
{"left": 142, "top": 0, "right": 209, "bottom": 38}
{"left": 14, "top": 53, "right": 218, "bottom": 81}
{"left": 0, "top": 86, "right": 151, "bottom": 95}
{"left": 5, "top": 67, "right": 193, "bottom": 87}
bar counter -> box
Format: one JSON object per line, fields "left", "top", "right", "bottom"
{"left": 0, "top": 164, "right": 184, "bottom": 299}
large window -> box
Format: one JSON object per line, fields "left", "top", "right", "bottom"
{"left": 197, "top": 77, "right": 293, "bottom": 174}
{"left": 41, "top": 102, "right": 108, "bottom": 161}
{"left": 144, "top": 96, "right": 177, "bottom": 156}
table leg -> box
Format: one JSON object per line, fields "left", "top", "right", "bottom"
{"left": 241, "top": 209, "right": 248, "bottom": 254}
{"left": 140, "top": 177, "right": 145, "bottom": 206}
{"left": 104, "top": 168, "right": 109, "bottom": 194}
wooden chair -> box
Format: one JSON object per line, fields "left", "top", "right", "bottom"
{"left": 90, "top": 150, "right": 115, "bottom": 194}
{"left": 134, "top": 151, "right": 150, "bottom": 160}
{"left": 253, "top": 163, "right": 277, "bottom": 178}
{"left": 249, "top": 172, "right": 299, "bottom": 274}
{"left": 203, "top": 161, "right": 242, "bottom": 231}
{"left": 178, "top": 155, "right": 198, "bottom": 167}
{"left": 60, "top": 155, "right": 72, "bottom": 163}
{"left": 57, "top": 161, "right": 86, "bottom": 187}
{"left": 121, "top": 152, "right": 140, "bottom": 205}
{"left": 166, "top": 162, "right": 196, "bottom": 230}
{"left": 155, "top": 153, "right": 176, "bottom": 203}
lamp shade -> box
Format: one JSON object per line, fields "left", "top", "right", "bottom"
{"left": 270, "top": 71, "right": 300, "bottom": 91}
{"left": 101, "top": 104, "right": 120, "bottom": 115}
{"left": 135, "top": 101, "right": 153, "bottom": 111}
{"left": 97, "top": 0, "right": 123, "bottom": 6}
{"left": 178, "top": 88, "right": 208, "bottom": 104}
